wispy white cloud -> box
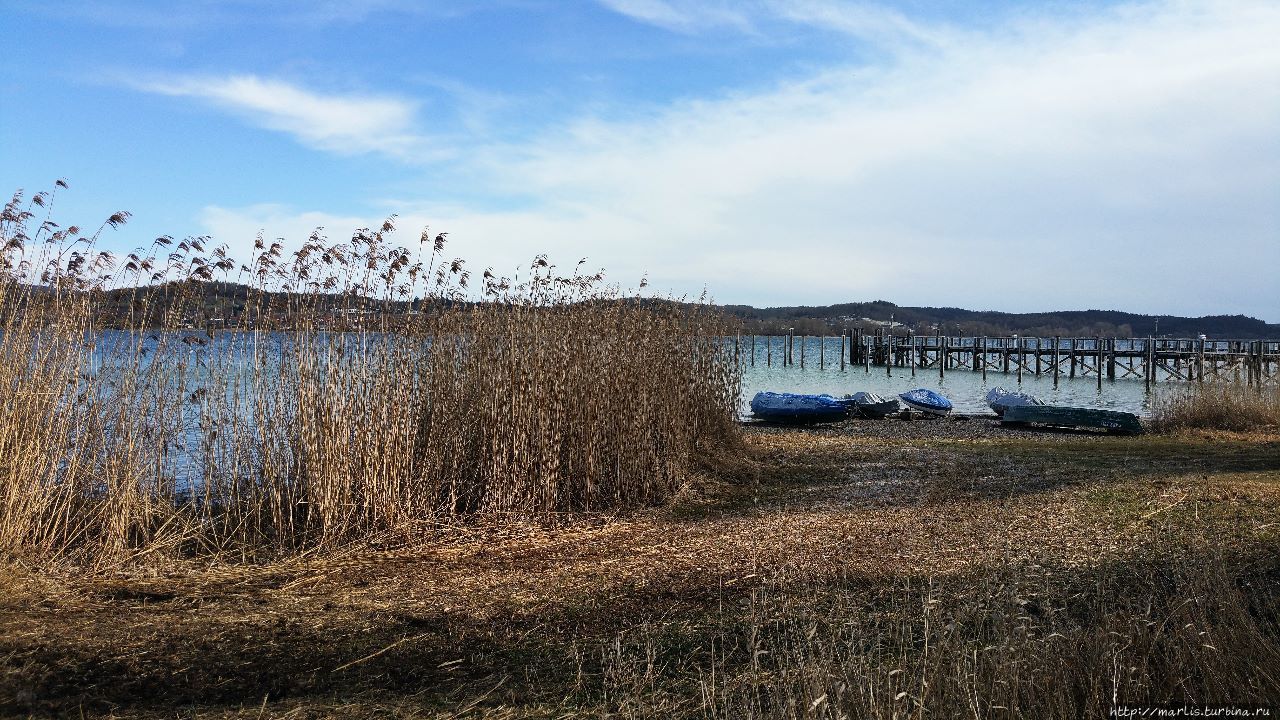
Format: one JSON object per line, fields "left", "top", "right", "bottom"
{"left": 199, "top": 0, "right": 1280, "bottom": 319}
{"left": 594, "top": 0, "right": 754, "bottom": 33}
{"left": 770, "top": 0, "right": 952, "bottom": 46}
{"left": 597, "top": 0, "right": 947, "bottom": 46}
{"left": 134, "top": 74, "right": 434, "bottom": 159}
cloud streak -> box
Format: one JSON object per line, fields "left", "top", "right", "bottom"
{"left": 594, "top": 0, "right": 754, "bottom": 33}
{"left": 136, "top": 74, "right": 431, "bottom": 159}
{"left": 596, "top": 0, "right": 949, "bottom": 46}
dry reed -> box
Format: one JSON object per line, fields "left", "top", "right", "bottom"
{"left": 0, "top": 184, "right": 742, "bottom": 568}
{"left": 1151, "top": 381, "right": 1280, "bottom": 432}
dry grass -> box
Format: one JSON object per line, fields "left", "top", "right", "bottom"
{"left": 3, "top": 421, "right": 1278, "bottom": 717}
{"left": 1151, "top": 381, "right": 1280, "bottom": 432}
{"left": 0, "top": 185, "right": 741, "bottom": 568}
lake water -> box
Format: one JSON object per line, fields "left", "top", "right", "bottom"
{"left": 736, "top": 336, "right": 1163, "bottom": 417}
{"left": 85, "top": 331, "right": 1162, "bottom": 427}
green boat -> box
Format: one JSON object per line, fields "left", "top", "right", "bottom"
{"left": 1001, "top": 405, "right": 1143, "bottom": 435}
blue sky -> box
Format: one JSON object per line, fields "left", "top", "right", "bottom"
{"left": 2, "top": 0, "right": 1278, "bottom": 320}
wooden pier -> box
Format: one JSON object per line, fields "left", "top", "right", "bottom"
{"left": 738, "top": 330, "right": 1280, "bottom": 387}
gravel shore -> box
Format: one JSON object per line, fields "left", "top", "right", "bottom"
{"left": 740, "top": 413, "right": 1135, "bottom": 444}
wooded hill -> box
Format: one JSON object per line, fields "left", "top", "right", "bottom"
{"left": 45, "top": 282, "right": 1280, "bottom": 339}
{"left": 720, "top": 300, "right": 1280, "bottom": 339}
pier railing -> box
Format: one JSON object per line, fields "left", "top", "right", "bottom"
{"left": 730, "top": 331, "right": 1280, "bottom": 388}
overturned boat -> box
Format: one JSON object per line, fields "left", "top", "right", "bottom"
{"left": 986, "top": 387, "right": 1045, "bottom": 417}
{"left": 750, "top": 392, "right": 849, "bottom": 423}
{"left": 847, "top": 391, "right": 900, "bottom": 419}
{"left": 899, "top": 388, "right": 953, "bottom": 416}
{"left": 1001, "top": 405, "right": 1143, "bottom": 434}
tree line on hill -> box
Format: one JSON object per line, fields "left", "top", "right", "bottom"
{"left": 48, "top": 282, "right": 1280, "bottom": 339}
{"left": 720, "top": 300, "right": 1280, "bottom": 339}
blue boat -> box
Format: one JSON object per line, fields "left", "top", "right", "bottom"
{"left": 750, "top": 392, "right": 850, "bottom": 423}
{"left": 899, "top": 388, "right": 953, "bottom": 416}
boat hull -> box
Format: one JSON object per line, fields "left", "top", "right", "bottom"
{"left": 899, "top": 389, "right": 953, "bottom": 416}
{"left": 849, "top": 391, "right": 900, "bottom": 418}
{"left": 985, "top": 387, "right": 1044, "bottom": 417}
{"left": 750, "top": 392, "right": 849, "bottom": 423}
{"left": 1001, "top": 405, "right": 1143, "bottom": 434}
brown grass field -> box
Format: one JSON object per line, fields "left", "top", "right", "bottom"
{"left": 4, "top": 419, "right": 1278, "bottom": 718}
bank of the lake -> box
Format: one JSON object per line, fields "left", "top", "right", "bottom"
{"left": 4, "top": 418, "right": 1278, "bottom": 718}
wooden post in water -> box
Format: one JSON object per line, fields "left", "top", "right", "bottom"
{"left": 1053, "top": 336, "right": 1061, "bottom": 388}
{"left": 1106, "top": 338, "right": 1117, "bottom": 381}
{"left": 937, "top": 331, "right": 944, "bottom": 382}
{"left": 1035, "top": 338, "right": 1042, "bottom": 377}
{"left": 751, "top": 335, "right": 756, "bottom": 367}
{"left": 1197, "top": 338, "right": 1205, "bottom": 383}
{"left": 909, "top": 334, "right": 916, "bottom": 377}
{"left": 1002, "top": 340, "right": 1011, "bottom": 374}
{"left": 1096, "top": 337, "right": 1104, "bottom": 391}
{"left": 887, "top": 332, "right": 893, "bottom": 377}
{"left": 1244, "top": 342, "right": 1251, "bottom": 387}
{"left": 1144, "top": 337, "right": 1154, "bottom": 390}
{"left": 1016, "top": 337, "right": 1023, "bottom": 384}
{"left": 1259, "top": 340, "right": 1269, "bottom": 386}
{"left": 1069, "top": 338, "right": 1077, "bottom": 378}
{"left": 800, "top": 335, "right": 806, "bottom": 369}
{"left": 767, "top": 335, "right": 772, "bottom": 367}
{"left": 1248, "top": 341, "right": 1257, "bottom": 388}
{"left": 1241, "top": 343, "right": 1248, "bottom": 386}
{"left": 1260, "top": 342, "right": 1268, "bottom": 392}
{"left": 1259, "top": 343, "right": 1269, "bottom": 392}
{"left": 840, "top": 333, "right": 846, "bottom": 371}
{"left": 864, "top": 331, "right": 871, "bottom": 373}
{"left": 980, "top": 337, "right": 987, "bottom": 381}
{"left": 1260, "top": 342, "right": 1268, "bottom": 390}
{"left": 819, "top": 335, "right": 825, "bottom": 370}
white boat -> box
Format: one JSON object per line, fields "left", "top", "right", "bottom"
{"left": 985, "top": 387, "right": 1044, "bottom": 417}
{"left": 847, "top": 391, "right": 900, "bottom": 418}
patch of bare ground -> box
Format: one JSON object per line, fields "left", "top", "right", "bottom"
{"left": 3, "top": 420, "right": 1279, "bottom": 718}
